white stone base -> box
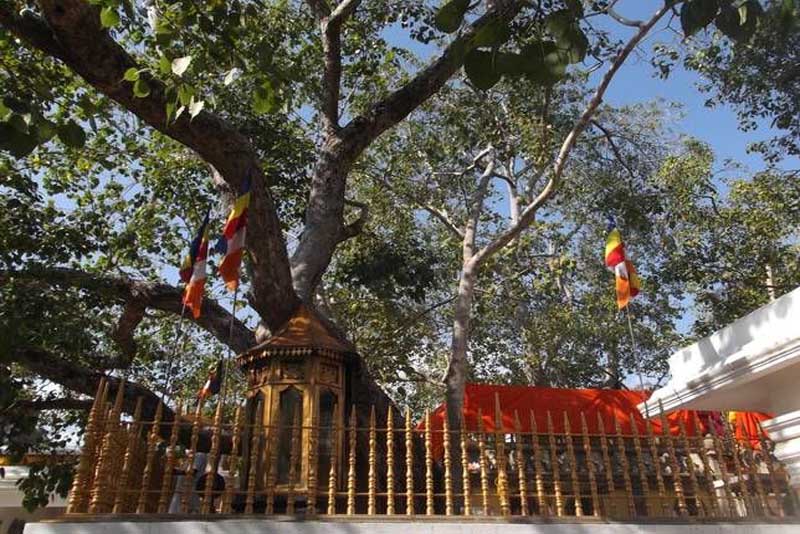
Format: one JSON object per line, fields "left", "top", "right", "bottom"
{"left": 762, "top": 410, "right": 800, "bottom": 489}
{"left": 22, "top": 519, "right": 800, "bottom": 534}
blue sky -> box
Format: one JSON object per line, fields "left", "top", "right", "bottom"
{"left": 592, "top": 1, "right": 799, "bottom": 174}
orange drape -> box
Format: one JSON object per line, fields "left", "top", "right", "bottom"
{"left": 422, "top": 384, "right": 772, "bottom": 459}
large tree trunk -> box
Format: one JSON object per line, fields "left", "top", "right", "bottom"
{"left": 445, "top": 263, "right": 477, "bottom": 429}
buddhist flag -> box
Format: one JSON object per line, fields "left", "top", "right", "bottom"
{"left": 605, "top": 225, "right": 641, "bottom": 310}
{"left": 196, "top": 360, "right": 224, "bottom": 404}
{"left": 181, "top": 210, "right": 210, "bottom": 319}
{"left": 215, "top": 177, "right": 251, "bottom": 291}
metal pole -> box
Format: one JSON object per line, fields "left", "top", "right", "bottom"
{"left": 626, "top": 304, "right": 650, "bottom": 418}
{"left": 218, "top": 284, "right": 239, "bottom": 412}
{"left": 163, "top": 300, "right": 188, "bottom": 404}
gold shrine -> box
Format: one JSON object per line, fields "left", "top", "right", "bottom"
{"left": 234, "top": 305, "right": 356, "bottom": 501}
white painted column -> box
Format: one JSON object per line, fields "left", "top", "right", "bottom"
{"left": 762, "top": 410, "right": 800, "bottom": 491}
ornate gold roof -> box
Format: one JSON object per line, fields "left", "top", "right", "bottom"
{"left": 236, "top": 305, "right": 355, "bottom": 367}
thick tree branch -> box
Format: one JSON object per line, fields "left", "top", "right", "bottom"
{"left": 340, "top": 2, "right": 526, "bottom": 155}
{"left": 11, "top": 398, "right": 94, "bottom": 412}
{"left": 472, "top": 2, "right": 674, "bottom": 266}
{"left": 109, "top": 299, "right": 147, "bottom": 368}
{"left": 1, "top": 1, "right": 297, "bottom": 330}
{"left": 1, "top": 267, "right": 255, "bottom": 353}
{"left": 10, "top": 346, "right": 229, "bottom": 453}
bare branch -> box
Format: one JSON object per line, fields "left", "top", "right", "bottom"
{"left": 590, "top": 119, "right": 637, "bottom": 181}
{"left": 471, "top": 3, "right": 674, "bottom": 266}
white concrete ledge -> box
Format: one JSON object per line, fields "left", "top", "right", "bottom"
{"left": 638, "top": 286, "right": 800, "bottom": 416}
{"left": 23, "top": 518, "right": 800, "bottom": 534}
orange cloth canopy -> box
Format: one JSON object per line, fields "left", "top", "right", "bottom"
{"left": 422, "top": 384, "right": 772, "bottom": 459}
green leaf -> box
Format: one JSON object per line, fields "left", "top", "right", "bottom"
{"left": 123, "top": 68, "right": 140, "bottom": 82}
{"left": 171, "top": 56, "right": 192, "bottom": 77}
{"left": 715, "top": 0, "right": 762, "bottom": 42}
{"left": 35, "top": 119, "right": 57, "bottom": 143}
{"left": 252, "top": 79, "right": 278, "bottom": 115}
{"left": 545, "top": 10, "right": 574, "bottom": 39}
{"left": 56, "top": 120, "right": 86, "bottom": 149}
{"left": 474, "top": 19, "right": 511, "bottom": 47}
{"left": 0, "top": 100, "right": 10, "bottom": 121}
{"left": 133, "top": 79, "right": 150, "bottom": 98}
{"left": 680, "top": 0, "right": 719, "bottom": 37}
{"left": 100, "top": 6, "right": 120, "bottom": 29}
{"left": 158, "top": 55, "right": 172, "bottom": 75}
{"left": 464, "top": 49, "right": 501, "bottom": 91}
{"left": 434, "top": 0, "right": 469, "bottom": 33}
{"left": 8, "top": 113, "right": 29, "bottom": 134}
{"left": 561, "top": 27, "right": 588, "bottom": 63}
{"left": 178, "top": 84, "right": 194, "bottom": 107}
{"left": 565, "top": 0, "right": 584, "bottom": 18}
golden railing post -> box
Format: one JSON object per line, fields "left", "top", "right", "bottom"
{"left": 68, "top": 378, "right": 107, "bottom": 514}
{"left": 265, "top": 409, "right": 280, "bottom": 515}
{"left": 136, "top": 400, "right": 163, "bottom": 514}
{"left": 613, "top": 417, "right": 636, "bottom": 518}
{"left": 546, "top": 411, "right": 563, "bottom": 517}
{"left": 597, "top": 414, "right": 614, "bottom": 516}
{"left": 181, "top": 402, "right": 203, "bottom": 514}
{"left": 629, "top": 414, "right": 651, "bottom": 517}
{"left": 580, "top": 413, "right": 600, "bottom": 516}
{"left": 113, "top": 396, "right": 144, "bottom": 514}
{"left": 244, "top": 400, "right": 263, "bottom": 514}
{"left": 645, "top": 419, "right": 668, "bottom": 516}
{"left": 347, "top": 405, "right": 357, "bottom": 515}
{"left": 286, "top": 410, "right": 301, "bottom": 515}
{"left": 368, "top": 406, "right": 377, "bottom": 516}
{"left": 202, "top": 401, "right": 225, "bottom": 514}
{"left": 460, "top": 412, "right": 471, "bottom": 516}
{"left": 708, "top": 415, "right": 734, "bottom": 516}
{"left": 386, "top": 406, "right": 395, "bottom": 515}
{"left": 443, "top": 408, "right": 454, "bottom": 516}
{"left": 659, "top": 405, "right": 687, "bottom": 516}
{"left": 494, "top": 394, "right": 510, "bottom": 516}
{"left": 221, "top": 405, "right": 242, "bottom": 515}
{"left": 756, "top": 421, "right": 787, "bottom": 515}
{"left": 514, "top": 411, "right": 529, "bottom": 516}
{"left": 327, "top": 416, "right": 342, "bottom": 515}
{"left": 90, "top": 379, "right": 126, "bottom": 514}
{"left": 477, "top": 408, "right": 490, "bottom": 516}
{"left": 741, "top": 423, "right": 768, "bottom": 515}
{"left": 424, "top": 410, "right": 434, "bottom": 515}
{"left": 677, "top": 418, "right": 703, "bottom": 517}
{"left": 157, "top": 402, "right": 184, "bottom": 513}
{"left": 564, "top": 412, "right": 582, "bottom": 517}
{"left": 530, "top": 411, "right": 547, "bottom": 516}
{"left": 405, "top": 406, "right": 414, "bottom": 516}
{"left": 722, "top": 414, "right": 751, "bottom": 515}
{"left": 308, "top": 407, "right": 319, "bottom": 516}
{"left": 691, "top": 412, "right": 719, "bottom": 518}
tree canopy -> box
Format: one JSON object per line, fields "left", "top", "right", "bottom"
{"left": 1, "top": 0, "right": 799, "bottom": 509}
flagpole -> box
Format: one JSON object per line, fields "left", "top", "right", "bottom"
{"left": 163, "top": 300, "right": 189, "bottom": 404}
{"left": 219, "top": 283, "right": 239, "bottom": 414}
{"left": 625, "top": 304, "right": 650, "bottom": 418}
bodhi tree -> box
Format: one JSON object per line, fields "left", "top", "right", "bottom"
{"left": 0, "top": 0, "right": 790, "bottom": 476}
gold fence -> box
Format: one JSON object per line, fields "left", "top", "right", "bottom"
{"left": 65, "top": 379, "right": 797, "bottom": 520}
